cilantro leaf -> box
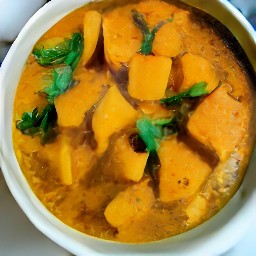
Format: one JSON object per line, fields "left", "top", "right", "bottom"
{"left": 131, "top": 9, "right": 173, "bottom": 55}
{"left": 154, "top": 116, "right": 179, "bottom": 136}
{"left": 160, "top": 81, "right": 209, "bottom": 106}
{"left": 136, "top": 117, "right": 162, "bottom": 152}
{"left": 136, "top": 116, "right": 178, "bottom": 153}
{"left": 135, "top": 116, "right": 179, "bottom": 197}
{"left": 41, "top": 65, "right": 73, "bottom": 103}
{"left": 33, "top": 33, "right": 83, "bottom": 70}
{"left": 16, "top": 104, "right": 58, "bottom": 144}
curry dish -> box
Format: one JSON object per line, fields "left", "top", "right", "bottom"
{"left": 13, "top": 0, "right": 255, "bottom": 243}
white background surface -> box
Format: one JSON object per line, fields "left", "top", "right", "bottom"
{"left": 1, "top": 170, "right": 256, "bottom": 256}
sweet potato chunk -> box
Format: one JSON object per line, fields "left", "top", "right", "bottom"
{"left": 104, "top": 179, "right": 155, "bottom": 228}
{"left": 102, "top": 5, "right": 142, "bottom": 68}
{"left": 82, "top": 11, "right": 102, "bottom": 66}
{"left": 92, "top": 85, "right": 138, "bottom": 154}
{"left": 44, "top": 135, "right": 72, "bottom": 185}
{"left": 135, "top": 0, "right": 180, "bottom": 27}
{"left": 54, "top": 70, "right": 106, "bottom": 127}
{"left": 71, "top": 145, "right": 95, "bottom": 183}
{"left": 178, "top": 53, "right": 219, "bottom": 93}
{"left": 158, "top": 137, "right": 212, "bottom": 202}
{"left": 185, "top": 195, "right": 207, "bottom": 226}
{"left": 111, "top": 134, "right": 149, "bottom": 182}
{"left": 152, "top": 22, "right": 183, "bottom": 57}
{"left": 128, "top": 54, "right": 172, "bottom": 100}
{"left": 187, "top": 86, "right": 249, "bottom": 161}
{"left": 102, "top": 0, "right": 180, "bottom": 68}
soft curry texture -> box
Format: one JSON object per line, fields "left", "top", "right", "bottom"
{"left": 13, "top": 0, "right": 255, "bottom": 243}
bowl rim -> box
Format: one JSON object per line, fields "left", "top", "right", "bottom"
{"left": 0, "top": 0, "right": 256, "bottom": 255}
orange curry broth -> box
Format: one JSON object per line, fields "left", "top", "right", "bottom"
{"left": 13, "top": 0, "right": 255, "bottom": 243}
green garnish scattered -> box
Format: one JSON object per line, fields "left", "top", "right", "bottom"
{"left": 154, "top": 116, "right": 179, "bottom": 137}
{"left": 33, "top": 33, "right": 83, "bottom": 70}
{"left": 136, "top": 117, "right": 162, "bottom": 152}
{"left": 160, "top": 81, "right": 209, "bottom": 106}
{"left": 41, "top": 65, "right": 73, "bottom": 103}
{"left": 131, "top": 9, "right": 173, "bottom": 55}
{"left": 136, "top": 116, "right": 178, "bottom": 153}
{"left": 18, "top": 34, "right": 83, "bottom": 143}
{"left": 16, "top": 104, "right": 57, "bottom": 144}
{"left": 135, "top": 116, "right": 178, "bottom": 197}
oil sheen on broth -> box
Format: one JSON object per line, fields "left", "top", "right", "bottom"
{"left": 13, "top": 0, "right": 256, "bottom": 243}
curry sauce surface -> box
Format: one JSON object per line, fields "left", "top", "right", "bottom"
{"left": 13, "top": 0, "right": 255, "bottom": 242}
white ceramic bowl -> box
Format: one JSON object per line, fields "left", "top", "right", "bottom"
{"left": 0, "top": 0, "right": 256, "bottom": 255}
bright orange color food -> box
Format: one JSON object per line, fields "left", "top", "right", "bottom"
{"left": 92, "top": 85, "right": 138, "bottom": 154}
{"left": 187, "top": 86, "right": 250, "bottom": 161}
{"left": 158, "top": 137, "right": 212, "bottom": 202}
{"left": 13, "top": 0, "right": 255, "bottom": 243}
{"left": 82, "top": 11, "right": 102, "bottom": 66}
{"left": 128, "top": 54, "right": 172, "bottom": 100}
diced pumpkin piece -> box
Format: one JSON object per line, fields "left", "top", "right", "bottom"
{"left": 104, "top": 179, "right": 155, "bottom": 228}
{"left": 44, "top": 135, "right": 72, "bottom": 185}
{"left": 128, "top": 54, "right": 172, "bottom": 100}
{"left": 135, "top": 0, "right": 180, "bottom": 27}
{"left": 187, "top": 86, "right": 249, "bottom": 161}
{"left": 158, "top": 137, "right": 212, "bottom": 202}
{"left": 152, "top": 22, "right": 183, "bottom": 57}
{"left": 82, "top": 11, "right": 102, "bottom": 66}
{"left": 102, "top": 0, "right": 181, "bottom": 68}
{"left": 185, "top": 195, "right": 207, "bottom": 226}
{"left": 102, "top": 5, "right": 142, "bottom": 68}
{"left": 178, "top": 53, "right": 219, "bottom": 93}
{"left": 71, "top": 145, "right": 95, "bottom": 183}
{"left": 92, "top": 85, "right": 138, "bottom": 154}
{"left": 54, "top": 70, "right": 107, "bottom": 127}
{"left": 112, "top": 134, "right": 149, "bottom": 182}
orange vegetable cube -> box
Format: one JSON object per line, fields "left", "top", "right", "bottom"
{"left": 179, "top": 53, "right": 219, "bottom": 93}
{"left": 102, "top": 5, "right": 142, "bottom": 68}
{"left": 44, "top": 135, "right": 72, "bottom": 185}
{"left": 158, "top": 137, "right": 212, "bottom": 202}
{"left": 82, "top": 11, "right": 102, "bottom": 66}
{"left": 54, "top": 71, "right": 106, "bottom": 127}
{"left": 185, "top": 195, "right": 207, "bottom": 226}
{"left": 112, "top": 134, "right": 149, "bottom": 182}
{"left": 152, "top": 22, "right": 183, "bottom": 57}
{"left": 128, "top": 54, "right": 172, "bottom": 100}
{"left": 104, "top": 179, "right": 155, "bottom": 228}
{"left": 187, "top": 86, "right": 249, "bottom": 161}
{"left": 92, "top": 85, "right": 138, "bottom": 154}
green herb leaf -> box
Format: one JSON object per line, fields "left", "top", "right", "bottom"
{"left": 160, "top": 81, "right": 209, "bottom": 106}
{"left": 16, "top": 104, "right": 58, "bottom": 144}
{"left": 131, "top": 9, "right": 173, "bottom": 55}
{"left": 136, "top": 116, "right": 178, "bottom": 153}
{"left": 154, "top": 116, "right": 179, "bottom": 136}
{"left": 136, "top": 116, "right": 178, "bottom": 198}
{"left": 33, "top": 41, "right": 70, "bottom": 66}
{"left": 33, "top": 33, "right": 83, "bottom": 70}
{"left": 41, "top": 65, "right": 73, "bottom": 103}
{"left": 136, "top": 117, "right": 162, "bottom": 152}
